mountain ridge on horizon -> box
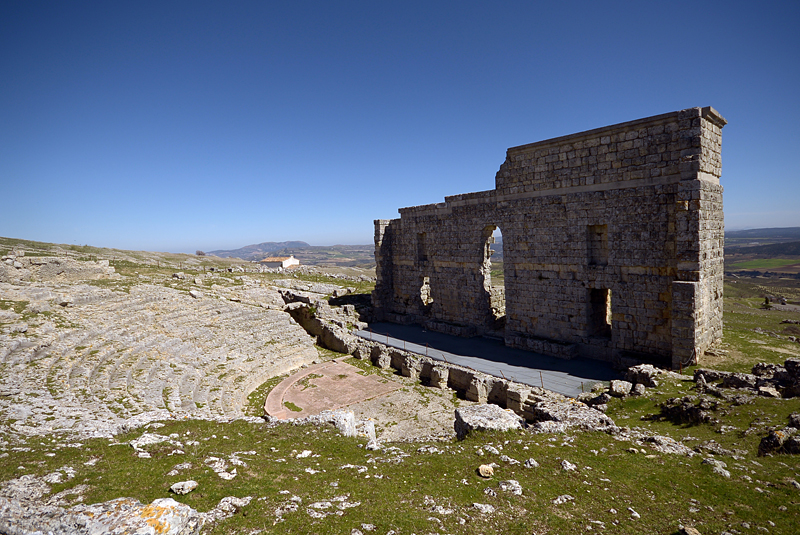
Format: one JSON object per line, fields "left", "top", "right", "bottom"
{"left": 208, "top": 241, "right": 311, "bottom": 260}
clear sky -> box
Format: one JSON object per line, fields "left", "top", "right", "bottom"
{"left": 1, "top": 1, "right": 798, "bottom": 253}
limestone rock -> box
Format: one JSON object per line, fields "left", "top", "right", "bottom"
{"left": 305, "top": 409, "right": 358, "bottom": 437}
{"left": 702, "top": 458, "right": 731, "bottom": 478}
{"left": 758, "top": 427, "right": 797, "bottom": 456}
{"left": 430, "top": 364, "right": 449, "bottom": 389}
{"left": 0, "top": 496, "right": 203, "bottom": 535}
{"left": 625, "top": 364, "right": 662, "bottom": 387}
{"left": 170, "top": 480, "right": 198, "bottom": 495}
{"left": 758, "top": 385, "right": 781, "bottom": 398}
{"left": 789, "top": 413, "right": 800, "bottom": 429}
{"left": 609, "top": 380, "right": 633, "bottom": 397}
{"left": 659, "top": 396, "right": 718, "bottom": 424}
{"left": 498, "top": 480, "right": 522, "bottom": 495}
{"left": 527, "top": 400, "right": 616, "bottom": 433}
{"left": 454, "top": 404, "right": 524, "bottom": 440}
{"left": 642, "top": 435, "right": 696, "bottom": 456}
{"left": 472, "top": 503, "right": 494, "bottom": 514}
{"left": 785, "top": 358, "right": 800, "bottom": 377}
{"left": 721, "top": 373, "right": 757, "bottom": 389}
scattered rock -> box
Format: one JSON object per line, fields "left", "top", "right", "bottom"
{"left": 657, "top": 396, "right": 718, "bottom": 425}
{"left": 170, "top": 480, "right": 198, "bottom": 495}
{"left": 609, "top": 380, "right": 633, "bottom": 397}
{"left": 552, "top": 494, "right": 574, "bottom": 505}
{"left": 527, "top": 400, "right": 616, "bottom": 433}
{"left": 524, "top": 458, "right": 539, "bottom": 468}
{"left": 702, "top": 458, "right": 731, "bottom": 478}
{"left": 625, "top": 364, "right": 661, "bottom": 387}
{"left": 498, "top": 480, "right": 522, "bottom": 495}
{"left": 454, "top": 404, "right": 524, "bottom": 440}
{"left": 789, "top": 413, "right": 800, "bottom": 429}
{"left": 477, "top": 464, "right": 494, "bottom": 478}
{"left": 694, "top": 440, "right": 746, "bottom": 458}
{"left": 758, "top": 386, "right": 781, "bottom": 398}
{"left": 759, "top": 428, "right": 798, "bottom": 456}
{"left": 721, "top": 373, "right": 757, "bottom": 390}
{"left": 584, "top": 392, "right": 611, "bottom": 408}
{"left": 642, "top": 435, "right": 696, "bottom": 456}
{"left": 472, "top": 503, "right": 495, "bottom": 514}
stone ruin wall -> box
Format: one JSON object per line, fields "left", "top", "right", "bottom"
{"left": 373, "top": 107, "right": 726, "bottom": 369}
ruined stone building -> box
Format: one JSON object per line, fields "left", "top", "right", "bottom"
{"left": 373, "top": 107, "right": 726, "bottom": 369}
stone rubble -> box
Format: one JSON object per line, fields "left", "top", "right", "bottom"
{"left": 170, "top": 480, "right": 198, "bottom": 495}
{"left": 695, "top": 358, "right": 800, "bottom": 399}
{"left": 454, "top": 403, "right": 524, "bottom": 440}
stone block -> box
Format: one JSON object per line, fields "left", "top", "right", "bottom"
{"left": 430, "top": 364, "right": 450, "bottom": 389}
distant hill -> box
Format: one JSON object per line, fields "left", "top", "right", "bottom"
{"left": 271, "top": 245, "right": 374, "bottom": 268}
{"left": 726, "top": 227, "right": 800, "bottom": 247}
{"left": 727, "top": 240, "right": 800, "bottom": 256}
{"left": 208, "top": 241, "right": 375, "bottom": 267}
{"left": 208, "top": 241, "right": 311, "bottom": 260}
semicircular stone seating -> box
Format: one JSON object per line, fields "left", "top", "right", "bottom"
{"left": 0, "top": 281, "right": 318, "bottom": 437}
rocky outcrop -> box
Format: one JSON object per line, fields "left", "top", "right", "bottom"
{"left": 758, "top": 413, "right": 800, "bottom": 456}
{"left": 526, "top": 400, "right": 616, "bottom": 433}
{"left": 0, "top": 495, "right": 204, "bottom": 535}
{"left": 0, "top": 254, "right": 118, "bottom": 284}
{"left": 694, "top": 358, "right": 800, "bottom": 398}
{"left": 454, "top": 404, "right": 524, "bottom": 440}
{"left": 283, "top": 300, "right": 365, "bottom": 355}
{"left": 657, "top": 396, "right": 719, "bottom": 425}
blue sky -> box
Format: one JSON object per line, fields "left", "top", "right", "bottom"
{"left": 1, "top": 1, "right": 798, "bottom": 252}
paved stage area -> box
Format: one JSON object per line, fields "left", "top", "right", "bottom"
{"left": 357, "top": 322, "right": 621, "bottom": 398}
{"left": 264, "top": 359, "right": 402, "bottom": 419}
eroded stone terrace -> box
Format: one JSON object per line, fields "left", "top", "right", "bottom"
{"left": 0, "top": 260, "right": 320, "bottom": 440}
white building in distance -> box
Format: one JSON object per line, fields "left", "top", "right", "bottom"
{"left": 259, "top": 255, "right": 300, "bottom": 269}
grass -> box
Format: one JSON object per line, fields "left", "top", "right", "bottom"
{"left": 728, "top": 258, "right": 800, "bottom": 270}
{"left": 283, "top": 401, "right": 303, "bottom": 412}
{"left": 0, "top": 298, "right": 29, "bottom": 315}
{"left": 1, "top": 417, "right": 798, "bottom": 535}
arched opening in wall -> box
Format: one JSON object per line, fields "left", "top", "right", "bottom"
{"left": 481, "top": 225, "right": 506, "bottom": 332}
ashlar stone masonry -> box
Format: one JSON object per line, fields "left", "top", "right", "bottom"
{"left": 373, "top": 107, "right": 726, "bottom": 369}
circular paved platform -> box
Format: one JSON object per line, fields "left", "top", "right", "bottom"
{"left": 264, "top": 359, "right": 402, "bottom": 419}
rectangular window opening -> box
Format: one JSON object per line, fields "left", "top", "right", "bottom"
{"left": 417, "top": 233, "right": 428, "bottom": 263}
{"left": 588, "top": 224, "right": 608, "bottom": 266}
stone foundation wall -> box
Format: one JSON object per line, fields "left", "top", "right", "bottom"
{"left": 373, "top": 107, "right": 726, "bottom": 369}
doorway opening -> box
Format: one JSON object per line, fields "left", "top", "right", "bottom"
{"left": 588, "top": 288, "right": 612, "bottom": 338}
{"left": 481, "top": 225, "right": 506, "bottom": 331}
